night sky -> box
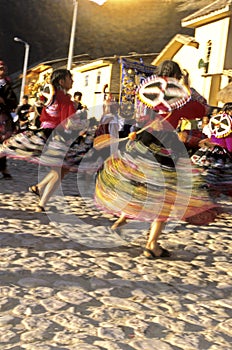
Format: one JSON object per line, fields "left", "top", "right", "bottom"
{"left": 1, "top": 0, "right": 211, "bottom": 77}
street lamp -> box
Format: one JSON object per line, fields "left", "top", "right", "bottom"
{"left": 67, "top": 0, "right": 107, "bottom": 71}
{"left": 67, "top": 0, "right": 78, "bottom": 71}
{"left": 14, "top": 36, "right": 30, "bottom": 104}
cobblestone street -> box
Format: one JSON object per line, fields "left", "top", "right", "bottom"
{"left": 0, "top": 159, "right": 231, "bottom": 350}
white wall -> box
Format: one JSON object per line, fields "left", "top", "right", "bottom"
{"left": 70, "top": 64, "right": 113, "bottom": 120}
{"left": 173, "top": 17, "right": 230, "bottom": 103}
{"left": 195, "top": 18, "right": 229, "bottom": 74}
{"left": 173, "top": 45, "right": 203, "bottom": 92}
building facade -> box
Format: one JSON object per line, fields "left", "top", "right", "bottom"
{"left": 152, "top": 0, "right": 232, "bottom": 107}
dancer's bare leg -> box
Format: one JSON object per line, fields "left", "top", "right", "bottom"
{"left": 144, "top": 220, "right": 169, "bottom": 258}
{"left": 143, "top": 186, "right": 173, "bottom": 258}
{"left": 36, "top": 170, "right": 56, "bottom": 194}
{"left": 111, "top": 213, "right": 127, "bottom": 229}
{"left": 84, "top": 172, "right": 93, "bottom": 192}
{"left": 36, "top": 167, "right": 68, "bottom": 211}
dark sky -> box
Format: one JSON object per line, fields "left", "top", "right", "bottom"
{"left": 1, "top": 0, "right": 211, "bottom": 77}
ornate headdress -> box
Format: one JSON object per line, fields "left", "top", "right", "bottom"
{"left": 208, "top": 112, "right": 232, "bottom": 138}
{"left": 137, "top": 75, "right": 191, "bottom": 114}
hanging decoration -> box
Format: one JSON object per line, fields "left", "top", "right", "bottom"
{"left": 119, "top": 58, "right": 156, "bottom": 119}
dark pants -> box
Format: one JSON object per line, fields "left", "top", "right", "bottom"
{"left": 0, "top": 156, "right": 7, "bottom": 173}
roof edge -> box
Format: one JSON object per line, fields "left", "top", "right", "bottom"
{"left": 152, "top": 34, "right": 198, "bottom": 66}
{"left": 182, "top": 5, "right": 232, "bottom": 28}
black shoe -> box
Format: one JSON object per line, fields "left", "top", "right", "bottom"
{"left": 35, "top": 205, "right": 45, "bottom": 213}
{"left": 143, "top": 247, "right": 171, "bottom": 259}
{"left": 29, "top": 185, "right": 40, "bottom": 197}
{"left": 2, "top": 173, "right": 12, "bottom": 180}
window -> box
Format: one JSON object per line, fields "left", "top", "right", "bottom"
{"left": 205, "top": 40, "right": 212, "bottom": 73}
{"left": 96, "top": 71, "right": 101, "bottom": 84}
{"left": 85, "top": 74, "right": 89, "bottom": 87}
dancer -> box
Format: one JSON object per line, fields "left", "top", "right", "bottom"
{"left": 0, "top": 68, "right": 87, "bottom": 211}
{"left": 1, "top": 69, "right": 108, "bottom": 212}
{"left": 95, "top": 60, "right": 215, "bottom": 259}
{"left": 111, "top": 60, "right": 209, "bottom": 230}
{"left": 191, "top": 102, "right": 232, "bottom": 197}
{"left": 29, "top": 69, "right": 82, "bottom": 212}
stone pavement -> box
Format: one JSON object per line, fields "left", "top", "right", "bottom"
{"left": 0, "top": 159, "right": 231, "bottom": 350}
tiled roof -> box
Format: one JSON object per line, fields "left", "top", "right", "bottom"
{"left": 182, "top": 0, "right": 232, "bottom": 23}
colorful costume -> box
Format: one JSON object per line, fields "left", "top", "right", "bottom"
{"left": 0, "top": 89, "right": 95, "bottom": 171}
{"left": 191, "top": 111, "right": 232, "bottom": 197}
{"left": 95, "top": 76, "right": 218, "bottom": 226}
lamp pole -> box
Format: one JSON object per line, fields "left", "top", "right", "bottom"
{"left": 67, "top": 0, "right": 107, "bottom": 70}
{"left": 14, "top": 37, "right": 30, "bottom": 104}
{"left": 67, "top": 0, "right": 78, "bottom": 71}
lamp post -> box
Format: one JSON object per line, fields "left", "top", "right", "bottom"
{"left": 67, "top": 0, "right": 107, "bottom": 71}
{"left": 67, "top": 0, "right": 78, "bottom": 71}
{"left": 14, "top": 37, "right": 30, "bottom": 104}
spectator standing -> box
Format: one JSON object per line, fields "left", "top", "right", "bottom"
{"left": 93, "top": 95, "right": 120, "bottom": 156}
{"left": 73, "top": 91, "right": 88, "bottom": 121}
{"left": 16, "top": 94, "right": 31, "bottom": 131}
{"left": 73, "top": 91, "right": 84, "bottom": 110}
{"left": 0, "top": 60, "right": 18, "bottom": 179}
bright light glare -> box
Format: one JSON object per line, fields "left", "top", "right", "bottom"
{"left": 91, "top": 0, "right": 107, "bottom": 5}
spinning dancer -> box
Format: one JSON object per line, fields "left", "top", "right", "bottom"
{"left": 95, "top": 60, "right": 216, "bottom": 259}
{"left": 0, "top": 69, "right": 88, "bottom": 211}
{"left": 192, "top": 102, "right": 232, "bottom": 197}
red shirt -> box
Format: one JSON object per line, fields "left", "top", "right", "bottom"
{"left": 40, "top": 90, "right": 76, "bottom": 129}
{"left": 165, "top": 100, "right": 207, "bottom": 130}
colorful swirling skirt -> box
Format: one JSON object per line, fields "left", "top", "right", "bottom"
{"left": 0, "top": 128, "right": 100, "bottom": 173}
{"left": 95, "top": 140, "right": 219, "bottom": 225}
{"left": 191, "top": 145, "right": 232, "bottom": 197}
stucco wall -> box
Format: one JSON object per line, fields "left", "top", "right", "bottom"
{"left": 71, "top": 64, "right": 113, "bottom": 120}
{"left": 224, "top": 17, "right": 232, "bottom": 70}
{"left": 173, "top": 17, "right": 231, "bottom": 104}
{"left": 173, "top": 45, "right": 203, "bottom": 93}
{"left": 195, "top": 17, "right": 230, "bottom": 74}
